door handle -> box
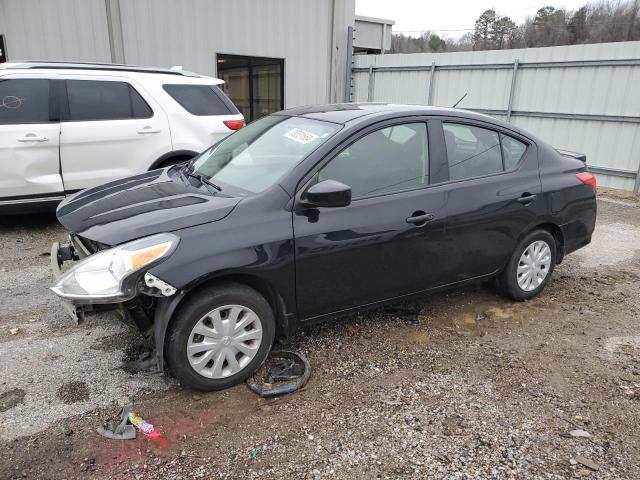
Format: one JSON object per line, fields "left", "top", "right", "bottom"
{"left": 137, "top": 127, "right": 161, "bottom": 134}
{"left": 406, "top": 212, "right": 435, "bottom": 225}
{"left": 517, "top": 193, "right": 537, "bottom": 205}
{"left": 18, "top": 135, "right": 48, "bottom": 142}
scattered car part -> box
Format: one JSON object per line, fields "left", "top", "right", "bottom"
{"left": 126, "top": 351, "right": 160, "bottom": 374}
{"left": 246, "top": 350, "right": 310, "bottom": 397}
{"left": 97, "top": 404, "right": 136, "bottom": 440}
{"left": 144, "top": 272, "right": 177, "bottom": 296}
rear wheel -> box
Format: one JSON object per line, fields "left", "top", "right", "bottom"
{"left": 166, "top": 283, "right": 275, "bottom": 391}
{"left": 496, "top": 229, "right": 556, "bottom": 301}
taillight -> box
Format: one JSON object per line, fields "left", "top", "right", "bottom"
{"left": 223, "top": 120, "right": 245, "bottom": 131}
{"left": 576, "top": 172, "right": 597, "bottom": 193}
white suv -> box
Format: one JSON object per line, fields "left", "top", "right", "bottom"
{"left": 0, "top": 62, "right": 244, "bottom": 211}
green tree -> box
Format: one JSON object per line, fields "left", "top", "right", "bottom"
{"left": 428, "top": 34, "right": 446, "bottom": 52}
{"left": 490, "top": 16, "right": 516, "bottom": 49}
{"left": 473, "top": 9, "right": 497, "bottom": 50}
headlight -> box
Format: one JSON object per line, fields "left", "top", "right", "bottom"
{"left": 51, "top": 233, "right": 179, "bottom": 303}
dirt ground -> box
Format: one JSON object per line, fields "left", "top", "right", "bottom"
{"left": 1, "top": 191, "right": 639, "bottom": 480}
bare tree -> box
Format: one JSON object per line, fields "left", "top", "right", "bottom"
{"left": 389, "top": 0, "right": 640, "bottom": 53}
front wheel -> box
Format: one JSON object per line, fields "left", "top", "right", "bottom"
{"left": 166, "top": 283, "right": 275, "bottom": 391}
{"left": 496, "top": 229, "right": 556, "bottom": 301}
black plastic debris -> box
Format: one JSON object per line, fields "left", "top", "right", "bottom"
{"left": 97, "top": 404, "right": 136, "bottom": 440}
{"left": 125, "top": 351, "right": 159, "bottom": 374}
{"left": 246, "top": 350, "right": 310, "bottom": 397}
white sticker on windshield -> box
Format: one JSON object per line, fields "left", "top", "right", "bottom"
{"left": 284, "top": 128, "right": 319, "bottom": 144}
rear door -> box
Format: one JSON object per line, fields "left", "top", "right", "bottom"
{"left": 435, "top": 119, "right": 544, "bottom": 282}
{"left": 0, "top": 76, "right": 63, "bottom": 201}
{"left": 293, "top": 119, "right": 449, "bottom": 320}
{"left": 59, "top": 76, "right": 171, "bottom": 191}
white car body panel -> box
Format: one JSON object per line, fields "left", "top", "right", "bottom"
{"left": 59, "top": 74, "right": 172, "bottom": 191}
{"left": 0, "top": 122, "right": 63, "bottom": 199}
{"left": 0, "top": 64, "right": 244, "bottom": 206}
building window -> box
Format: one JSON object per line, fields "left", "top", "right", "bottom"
{"left": 216, "top": 54, "right": 284, "bottom": 122}
{"left": 0, "top": 35, "right": 7, "bottom": 63}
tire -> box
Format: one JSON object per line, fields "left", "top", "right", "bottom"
{"left": 496, "top": 229, "right": 557, "bottom": 301}
{"left": 165, "top": 283, "right": 275, "bottom": 391}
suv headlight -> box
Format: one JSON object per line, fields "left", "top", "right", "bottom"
{"left": 51, "top": 233, "right": 179, "bottom": 303}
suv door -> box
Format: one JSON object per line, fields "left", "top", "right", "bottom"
{"left": 293, "top": 120, "right": 449, "bottom": 320}
{"left": 59, "top": 77, "right": 171, "bottom": 191}
{"left": 436, "top": 119, "right": 544, "bottom": 282}
{"left": 0, "top": 77, "right": 63, "bottom": 202}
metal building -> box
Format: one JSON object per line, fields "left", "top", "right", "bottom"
{"left": 0, "top": 0, "right": 356, "bottom": 121}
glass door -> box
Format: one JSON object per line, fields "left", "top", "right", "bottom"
{"left": 217, "top": 54, "right": 284, "bottom": 121}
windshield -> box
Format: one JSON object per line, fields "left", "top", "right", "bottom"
{"left": 191, "top": 116, "right": 340, "bottom": 193}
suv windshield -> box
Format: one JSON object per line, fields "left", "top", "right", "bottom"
{"left": 190, "top": 116, "right": 340, "bottom": 193}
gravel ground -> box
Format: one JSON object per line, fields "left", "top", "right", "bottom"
{"left": 0, "top": 190, "right": 639, "bottom": 480}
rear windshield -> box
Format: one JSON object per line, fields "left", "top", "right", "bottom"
{"left": 163, "top": 84, "right": 239, "bottom": 116}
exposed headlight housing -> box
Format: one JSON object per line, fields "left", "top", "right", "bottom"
{"left": 51, "top": 233, "right": 179, "bottom": 303}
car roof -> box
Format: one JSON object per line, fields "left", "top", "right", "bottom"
{"left": 277, "top": 103, "right": 536, "bottom": 139}
{"left": 0, "top": 61, "right": 224, "bottom": 84}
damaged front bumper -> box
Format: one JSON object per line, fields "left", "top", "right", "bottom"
{"left": 50, "top": 235, "right": 94, "bottom": 323}
{"left": 50, "top": 234, "right": 179, "bottom": 324}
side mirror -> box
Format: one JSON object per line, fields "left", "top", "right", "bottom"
{"left": 301, "top": 179, "right": 351, "bottom": 208}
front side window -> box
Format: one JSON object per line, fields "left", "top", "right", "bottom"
{"left": 66, "top": 80, "right": 152, "bottom": 121}
{"left": 0, "top": 79, "right": 50, "bottom": 124}
{"left": 192, "top": 116, "right": 340, "bottom": 193}
{"left": 318, "top": 123, "right": 429, "bottom": 199}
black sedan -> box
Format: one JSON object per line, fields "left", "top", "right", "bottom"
{"left": 50, "top": 104, "right": 597, "bottom": 390}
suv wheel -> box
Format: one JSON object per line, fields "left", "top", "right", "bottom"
{"left": 496, "top": 229, "right": 556, "bottom": 301}
{"left": 166, "top": 283, "right": 275, "bottom": 391}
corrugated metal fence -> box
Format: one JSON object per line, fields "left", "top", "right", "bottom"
{"left": 350, "top": 41, "right": 640, "bottom": 192}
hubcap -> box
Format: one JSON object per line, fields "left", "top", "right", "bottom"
{"left": 187, "top": 305, "right": 263, "bottom": 379}
{"left": 516, "top": 240, "right": 552, "bottom": 292}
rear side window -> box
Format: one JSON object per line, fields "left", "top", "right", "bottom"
{"left": 500, "top": 133, "right": 527, "bottom": 170}
{"left": 66, "top": 80, "right": 152, "bottom": 121}
{"left": 0, "top": 79, "right": 51, "bottom": 124}
{"left": 443, "top": 123, "right": 503, "bottom": 181}
{"left": 163, "top": 84, "right": 239, "bottom": 116}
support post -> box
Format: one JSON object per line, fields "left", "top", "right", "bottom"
{"left": 427, "top": 61, "right": 436, "bottom": 105}
{"left": 344, "top": 26, "right": 354, "bottom": 103}
{"left": 634, "top": 164, "right": 640, "bottom": 193}
{"left": 367, "top": 65, "right": 375, "bottom": 102}
{"left": 105, "top": 0, "right": 125, "bottom": 64}
{"left": 506, "top": 58, "right": 519, "bottom": 122}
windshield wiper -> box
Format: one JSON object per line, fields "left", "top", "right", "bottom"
{"left": 182, "top": 169, "right": 222, "bottom": 193}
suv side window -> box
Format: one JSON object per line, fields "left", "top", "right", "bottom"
{"left": 163, "top": 84, "right": 240, "bottom": 116}
{"left": 66, "top": 80, "right": 152, "bottom": 121}
{"left": 318, "top": 123, "right": 429, "bottom": 199}
{"left": 443, "top": 123, "right": 502, "bottom": 181}
{"left": 0, "top": 79, "right": 51, "bottom": 124}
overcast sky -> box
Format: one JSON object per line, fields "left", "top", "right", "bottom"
{"left": 356, "top": 0, "right": 589, "bottom": 37}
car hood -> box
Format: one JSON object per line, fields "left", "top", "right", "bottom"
{"left": 56, "top": 169, "right": 241, "bottom": 246}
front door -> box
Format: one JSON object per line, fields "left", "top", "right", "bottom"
{"left": 59, "top": 77, "right": 171, "bottom": 191}
{"left": 0, "top": 77, "right": 63, "bottom": 200}
{"left": 216, "top": 54, "right": 284, "bottom": 121}
{"left": 293, "top": 121, "right": 449, "bottom": 320}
